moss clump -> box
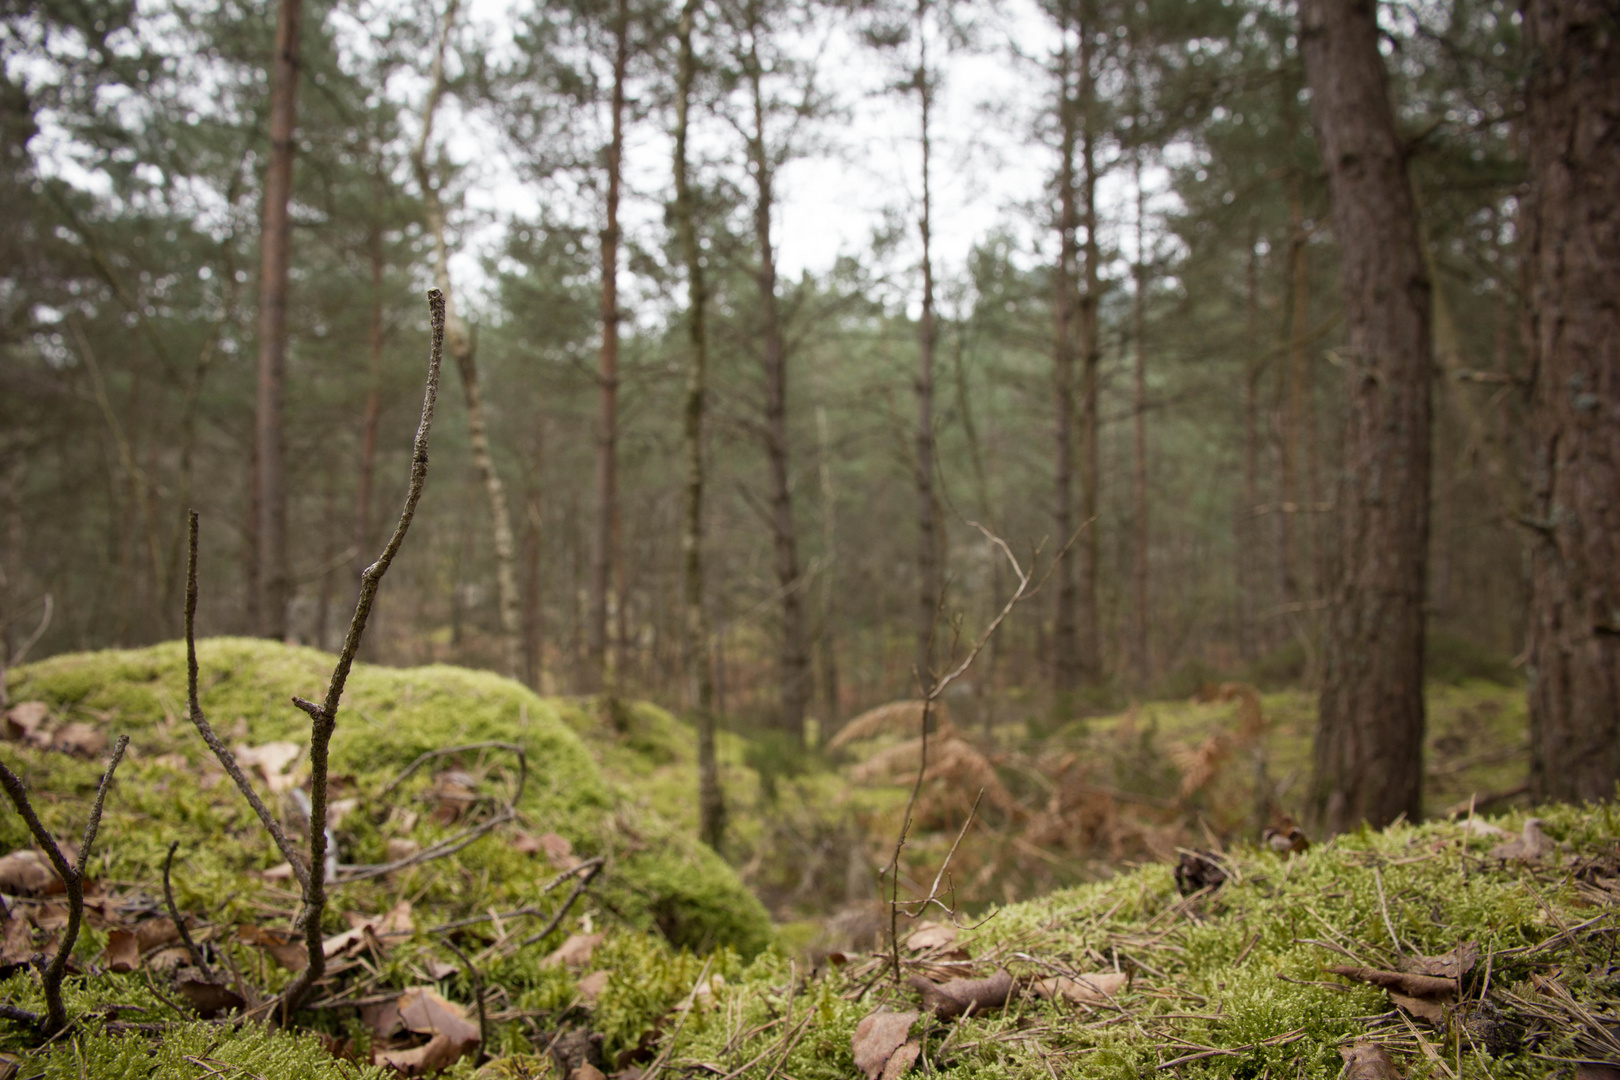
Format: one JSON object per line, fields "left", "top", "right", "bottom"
{"left": 2, "top": 639, "right": 770, "bottom": 957}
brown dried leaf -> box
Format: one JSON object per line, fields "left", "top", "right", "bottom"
{"left": 235, "top": 741, "right": 302, "bottom": 790}
{"left": 239, "top": 925, "right": 309, "bottom": 971}
{"left": 1326, "top": 966, "right": 1457, "bottom": 998}
{"left": 1491, "top": 818, "right": 1555, "bottom": 861}
{"left": 578, "top": 970, "right": 612, "bottom": 1006}
{"left": 1389, "top": 991, "right": 1447, "bottom": 1025}
{"left": 2, "top": 703, "right": 50, "bottom": 745}
{"left": 545, "top": 932, "right": 604, "bottom": 970}
{"left": 397, "top": 986, "right": 479, "bottom": 1049}
{"left": 851, "top": 1010, "right": 919, "bottom": 1080}
{"left": 1, "top": 914, "right": 35, "bottom": 965}
{"left": 177, "top": 977, "right": 245, "bottom": 1018}
{"left": 103, "top": 928, "right": 140, "bottom": 973}
{"left": 880, "top": 1039, "right": 920, "bottom": 1080}
{"left": 374, "top": 1032, "right": 471, "bottom": 1076}
{"left": 387, "top": 838, "right": 422, "bottom": 862}
{"left": 574, "top": 1065, "right": 607, "bottom": 1080}
{"left": 1339, "top": 1041, "right": 1404, "bottom": 1080}
{"left": 31, "top": 903, "right": 68, "bottom": 931}
{"left": 0, "top": 850, "right": 61, "bottom": 896}
{"left": 145, "top": 945, "right": 193, "bottom": 971}
{"left": 1032, "top": 972, "right": 1128, "bottom": 1006}
{"left": 362, "top": 998, "right": 405, "bottom": 1039}
{"left": 908, "top": 970, "right": 1016, "bottom": 1019}
{"left": 1404, "top": 942, "right": 1479, "bottom": 981}
{"left": 134, "top": 917, "right": 182, "bottom": 954}
{"left": 51, "top": 722, "right": 107, "bottom": 758}
{"left": 903, "top": 922, "right": 958, "bottom": 953}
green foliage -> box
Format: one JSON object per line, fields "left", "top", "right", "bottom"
{"left": 41, "top": 1023, "right": 386, "bottom": 1080}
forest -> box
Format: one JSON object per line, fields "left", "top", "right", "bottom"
{"left": 0, "top": 0, "right": 1617, "bottom": 1072}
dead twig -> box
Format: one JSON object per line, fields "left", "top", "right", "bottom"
{"left": 0, "top": 594, "right": 52, "bottom": 711}
{"left": 163, "top": 841, "right": 211, "bottom": 978}
{"left": 0, "top": 733, "right": 129, "bottom": 1034}
{"left": 440, "top": 939, "right": 488, "bottom": 1066}
{"left": 510, "top": 859, "right": 605, "bottom": 952}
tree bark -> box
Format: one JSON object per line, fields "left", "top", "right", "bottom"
{"left": 1302, "top": 0, "right": 1433, "bottom": 833}
{"left": 587, "top": 0, "right": 629, "bottom": 695}
{"left": 1239, "top": 224, "right": 1263, "bottom": 661}
{"left": 522, "top": 429, "right": 545, "bottom": 690}
{"left": 744, "top": 21, "right": 812, "bottom": 744}
{"left": 1051, "top": 10, "right": 1081, "bottom": 709}
{"left": 815, "top": 405, "right": 841, "bottom": 730}
{"left": 674, "top": 0, "right": 725, "bottom": 852}
{"left": 412, "top": 0, "right": 523, "bottom": 680}
{"left": 1523, "top": 0, "right": 1620, "bottom": 803}
{"left": 354, "top": 215, "right": 384, "bottom": 598}
{"left": 254, "top": 0, "right": 305, "bottom": 641}
{"left": 1076, "top": 7, "right": 1102, "bottom": 684}
{"left": 912, "top": 0, "right": 941, "bottom": 688}
{"left": 1129, "top": 121, "right": 1149, "bottom": 688}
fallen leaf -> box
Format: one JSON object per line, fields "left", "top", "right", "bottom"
{"left": 908, "top": 970, "right": 1016, "bottom": 1019}
{"left": 0, "top": 850, "right": 62, "bottom": 895}
{"left": 881, "top": 1040, "right": 920, "bottom": 1080}
{"left": 239, "top": 925, "right": 308, "bottom": 971}
{"left": 328, "top": 797, "right": 359, "bottom": 828}
{"left": 1389, "top": 991, "right": 1447, "bottom": 1025}
{"left": 1339, "top": 1041, "right": 1404, "bottom": 1080}
{"left": 1326, "top": 966, "right": 1457, "bottom": 998}
{"left": 177, "top": 977, "right": 245, "bottom": 1018}
{"left": 132, "top": 917, "right": 181, "bottom": 953}
{"left": 387, "top": 838, "right": 421, "bottom": 862}
{"left": 574, "top": 1065, "right": 607, "bottom": 1080}
{"left": 1491, "top": 818, "right": 1556, "bottom": 861}
{"left": 545, "top": 932, "right": 604, "bottom": 970}
{"left": 145, "top": 945, "right": 193, "bottom": 971}
{"left": 30, "top": 903, "right": 68, "bottom": 931}
{"left": 422, "top": 959, "right": 458, "bottom": 981}
{"left": 102, "top": 928, "right": 139, "bottom": 973}
{"left": 852, "top": 1010, "right": 919, "bottom": 1080}
{"left": 1403, "top": 942, "right": 1479, "bottom": 981}
{"left": 2, "top": 703, "right": 50, "bottom": 745}
{"left": 1, "top": 914, "right": 35, "bottom": 965}
{"left": 235, "top": 741, "right": 302, "bottom": 791}
{"left": 51, "top": 723, "right": 106, "bottom": 758}
{"left": 904, "top": 922, "right": 958, "bottom": 952}
{"left": 1032, "top": 972, "right": 1128, "bottom": 1006}
{"left": 1459, "top": 818, "right": 1508, "bottom": 838}
{"left": 258, "top": 862, "right": 296, "bottom": 882}
{"left": 578, "top": 970, "right": 612, "bottom": 1006}
{"left": 362, "top": 997, "right": 405, "bottom": 1039}
{"left": 374, "top": 1033, "right": 470, "bottom": 1076}
{"left": 392, "top": 986, "right": 479, "bottom": 1070}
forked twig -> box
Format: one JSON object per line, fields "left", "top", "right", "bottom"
{"left": 0, "top": 734, "right": 129, "bottom": 1034}
{"left": 163, "top": 841, "right": 212, "bottom": 978}
{"left": 186, "top": 291, "right": 444, "bottom": 1021}
{"left": 440, "top": 939, "right": 488, "bottom": 1065}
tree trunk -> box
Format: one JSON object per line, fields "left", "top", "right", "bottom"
{"left": 815, "top": 406, "right": 841, "bottom": 730}
{"left": 1129, "top": 131, "right": 1149, "bottom": 688}
{"left": 1076, "top": 8, "right": 1102, "bottom": 684}
{"left": 522, "top": 429, "right": 545, "bottom": 691}
{"left": 254, "top": 0, "right": 304, "bottom": 641}
{"left": 1523, "top": 0, "right": 1620, "bottom": 803}
{"left": 913, "top": 0, "right": 941, "bottom": 688}
{"left": 1239, "top": 224, "right": 1263, "bottom": 661}
{"left": 587, "top": 0, "right": 629, "bottom": 694}
{"left": 744, "top": 22, "right": 811, "bottom": 744}
{"left": 1051, "top": 10, "right": 1081, "bottom": 710}
{"left": 675, "top": 0, "right": 725, "bottom": 852}
{"left": 354, "top": 217, "right": 384, "bottom": 597}
{"left": 1302, "top": 0, "right": 1433, "bottom": 833}
{"left": 412, "top": 0, "right": 523, "bottom": 680}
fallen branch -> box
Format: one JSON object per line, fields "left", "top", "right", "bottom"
{"left": 0, "top": 733, "right": 129, "bottom": 1035}
{"left": 163, "top": 841, "right": 212, "bottom": 978}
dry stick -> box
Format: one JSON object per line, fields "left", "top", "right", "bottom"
{"left": 339, "top": 806, "right": 520, "bottom": 883}
{"left": 163, "top": 841, "right": 212, "bottom": 978}
{"left": 643, "top": 955, "right": 714, "bottom": 1080}
{"left": 511, "top": 859, "right": 605, "bottom": 951}
{"left": 278, "top": 290, "right": 443, "bottom": 1019}
{"left": 440, "top": 939, "right": 488, "bottom": 1065}
{"left": 0, "top": 734, "right": 129, "bottom": 1034}
{"left": 184, "top": 513, "right": 311, "bottom": 893}
{"left": 0, "top": 594, "right": 52, "bottom": 712}
{"left": 376, "top": 740, "right": 528, "bottom": 803}
{"left": 432, "top": 858, "right": 605, "bottom": 933}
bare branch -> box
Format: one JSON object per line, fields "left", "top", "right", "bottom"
{"left": 0, "top": 734, "right": 129, "bottom": 1034}
{"left": 163, "top": 842, "right": 211, "bottom": 978}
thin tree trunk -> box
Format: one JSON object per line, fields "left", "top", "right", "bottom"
{"left": 254, "top": 0, "right": 305, "bottom": 641}
{"left": 1076, "top": 6, "right": 1102, "bottom": 683}
{"left": 522, "top": 428, "right": 545, "bottom": 690}
{"left": 1129, "top": 124, "right": 1149, "bottom": 688}
{"left": 913, "top": 0, "right": 941, "bottom": 688}
{"left": 411, "top": 0, "right": 523, "bottom": 680}
{"left": 674, "top": 0, "right": 725, "bottom": 852}
{"left": 744, "top": 20, "right": 811, "bottom": 744}
{"left": 354, "top": 216, "right": 384, "bottom": 594}
{"left": 315, "top": 470, "right": 336, "bottom": 649}
{"left": 1302, "top": 0, "right": 1433, "bottom": 833}
{"left": 815, "top": 406, "right": 841, "bottom": 731}
{"left": 588, "top": 0, "right": 629, "bottom": 694}
{"left": 1239, "top": 223, "right": 1262, "bottom": 661}
{"left": 1523, "top": 0, "right": 1620, "bottom": 803}
{"left": 1051, "top": 10, "right": 1081, "bottom": 709}
{"left": 952, "top": 325, "right": 1000, "bottom": 736}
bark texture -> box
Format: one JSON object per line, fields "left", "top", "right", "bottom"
{"left": 587, "top": 0, "right": 629, "bottom": 693}
{"left": 1075, "top": 13, "right": 1102, "bottom": 684}
{"left": 1523, "top": 0, "right": 1620, "bottom": 803}
{"left": 744, "top": 20, "right": 811, "bottom": 743}
{"left": 413, "top": 0, "right": 523, "bottom": 680}
{"left": 675, "top": 0, "right": 725, "bottom": 851}
{"left": 253, "top": 0, "right": 305, "bottom": 641}
{"left": 913, "top": 0, "right": 941, "bottom": 686}
{"left": 1302, "top": 0, "right": 1433, "bottom": 833}
{"left": 1051, "top": 12, "right": 1081, "bottom": 706}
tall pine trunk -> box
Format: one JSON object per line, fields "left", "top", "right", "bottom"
{"left": 1302, "top": 0, "right": 1432, "bottom": 833}
{"left": 253, "top": 0, "right": 305, "bottom": 641}
{"left": 1076, "top": 8, "right": 1102, "bottom": 684}
{"left": 1130, "top": 144, "right": 1149, "bottom": 689}
{"left": 675, "top": 0, "right": 725, "bottom": 851}
{"left": 413, "top": 0, "right": 523, "bottom": 679}
{"left": 912, "top": 0, "right": 941, "bottom": 687}
{"left": 588, "top": 0, "right": 629, "bottom": 694}
{"left": 1051, "top": 10, "right": 1081, "bottom": 709}
{"left": 1523, "top": 0, "right": 1620, "bottom": 802}
{"left": 745, "top": 20, "right": 811, "bottom": 743}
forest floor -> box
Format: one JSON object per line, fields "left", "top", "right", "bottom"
{"left": 0, "top": 641, "right": 1595, "bottom": 1080}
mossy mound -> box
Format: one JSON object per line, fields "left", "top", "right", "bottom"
{"left": 1, "top": 638, "right": 770, "bottom": 955}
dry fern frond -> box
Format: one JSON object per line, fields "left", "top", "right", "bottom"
{"left": 1170, "top": 732, "right": 1231, "bottom": 799}
{"left": 1193, "top": 681, "right": 1265, "bottom": 743}
{"left": 828, "top": 701, "right": 955, "bottom": 750}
